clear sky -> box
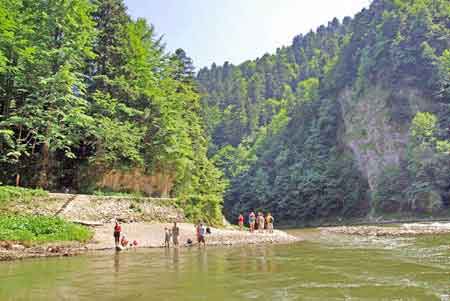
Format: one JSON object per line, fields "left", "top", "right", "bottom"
{"left": 124, "top": 0, "right": 372, "bottom": 69}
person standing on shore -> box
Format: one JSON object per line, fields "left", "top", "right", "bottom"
{"left": 249, "top": 211, "right": 256, "bottom": 232}
{"left": 164, "top": 227, "right": 172, "bottom": 248}
{"left": 114, "top": 221, "right": 121, "bottom": 247}
{"left": 238, "top": 213, "right": 244, "bottom": 231}
{"left": 197, "top": 223, "right": 206, "bottom": 247}
{"left": 257, "top": 212, "right": 265, "bottom": 233}
{"left": 266, "top": 213, "right": 274, "bottom": 233}
{"left": 172, "top": 222, "right": 180, "bottom": 247}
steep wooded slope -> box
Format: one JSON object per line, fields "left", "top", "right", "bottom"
{"left": 0, "top": 0, "right": 225, "bottom": 224}
{"left": 197, "top": 0, "right": 450, "bottom": 224}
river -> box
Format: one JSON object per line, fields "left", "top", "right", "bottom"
{"left": 0, "top": 228, "right": 449, "bottom": 300}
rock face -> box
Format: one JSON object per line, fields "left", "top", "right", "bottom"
{"left": 338, "top": 85, "right": 432, "bottom": 191}
{"left": 96, "top": 169, "right": 175, "bottom": 198}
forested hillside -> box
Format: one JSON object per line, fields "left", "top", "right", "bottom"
{"left": 197, "top": 0, "right": 450, "bottom": 224}
{"left": 0, "top": 0, "right": 224, "bottom": 224}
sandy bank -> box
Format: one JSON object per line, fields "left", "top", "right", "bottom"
{"left": 0, "top": 222, "right": 299, "bottom": 261}
{"left": 89, "top": 222, "right": 298, "bottom": 249}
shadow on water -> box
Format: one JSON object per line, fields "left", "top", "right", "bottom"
{"left": 0, "top": 228, "right": 449, "bottom": 301}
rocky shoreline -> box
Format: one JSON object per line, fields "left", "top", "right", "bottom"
{"left": 321, "top": 222, "right": 450, "bottom": 237}
{"left": 0, "top": 222, "right": 299, "bottom": 261}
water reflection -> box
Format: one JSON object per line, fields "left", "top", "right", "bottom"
{"left": 0, "top": 231, "right": 449, "bottom": 301}
{"left": 114, "top": 254, "right": 123, "bottom": 273}
{"left": 173, "top": 247, "right": 179, "bottom": 265}
{"left": 197, "top": 248, "right": 208, "bottom": 272}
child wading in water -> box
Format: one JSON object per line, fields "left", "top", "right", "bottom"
{"left": 164, "top": 227, "right": 172, "bottom": 248}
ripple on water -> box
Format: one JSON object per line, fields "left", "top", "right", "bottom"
{"left": 1, "top": 229, "right": 449, "bottom": 301}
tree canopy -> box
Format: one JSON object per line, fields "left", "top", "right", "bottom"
{"left": 0, "top": 0, "right": 225, "bottom": 224}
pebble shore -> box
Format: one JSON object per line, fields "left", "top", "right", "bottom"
{"left": 0, "top": 222, "right": 300, "bottom": 261}
{"left": 321, "top": 222, "right": 450, "bottom": 237}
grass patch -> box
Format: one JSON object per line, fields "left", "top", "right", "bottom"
{"left": 0, "top": 215, "right": 93, "bottom": 244}
{"left": 92, "top": 189, "right": 144, "bottom": 198}
{"left": 0, "top": 186, "right": 48, "bottom": 204}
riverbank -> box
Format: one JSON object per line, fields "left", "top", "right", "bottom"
{"left": 0, "top": 222, "right": 299, "bottom": 261}
{"left": 0, "top": 191, "right": 299, "bottom": 261}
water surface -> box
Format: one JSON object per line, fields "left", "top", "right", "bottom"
{"left": 0, "top": 228, "right": 449, "bottom": 300}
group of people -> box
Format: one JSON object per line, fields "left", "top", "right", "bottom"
{"left": 164, "top": 222, "right": 180, "bottom": 248}
{"left": 165, "top": 221, "right": 209, "bottom": 248}
{"left": 238, "top": 211, "right": 274, "bottom": 233}
{"left": 113, "top": 221, "right": 138, "bottom": 249}
{"left": 114, "top": 220, "right": 210, "bottom": 250}
{"left": 114, "top": 212, "right": 273, "bottom": 251}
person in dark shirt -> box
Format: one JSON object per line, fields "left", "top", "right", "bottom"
{"left": 172, "top": 222, "right": 180, "bottom": 247}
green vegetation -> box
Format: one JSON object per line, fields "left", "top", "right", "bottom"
{"left": 1, "top": 0, "right": 449, "bottom": 226}
{"left": 197, "top": 0, "right": 450, "bottom": 224}
{"left": 0, "top": 186, "right": 48, "bottom": 204}
{"left": 411, "top": 112, "right": 450, "bottom": 153}
{"left": 0, "top": 0, "right": 225, "bottom": 224}
{"left": 93, "top": 189, "right": 145, "bottom": 198}
{"left": 0, "top": 215, "right": 92, "bottom": 243}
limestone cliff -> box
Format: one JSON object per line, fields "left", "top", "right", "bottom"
{"left": 338, "top": 84, "right": 446, "bottom": 212}
{"left": 339, "top": 85, "right": 429, "bottom": 189}
{"left": 96, "top": 169, "right": 175, "bottom": 198}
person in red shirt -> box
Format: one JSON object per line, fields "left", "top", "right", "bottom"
{"left": 238, "top": 213, "right": 244, "bottom": 231}
{"left": 114, "top": 221, "right": 121, "bottom": 247}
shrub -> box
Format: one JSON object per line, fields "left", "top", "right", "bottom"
{"left": 0, "top": 215, "right": 92, "bottom": 244}
{"left": 0, "top": 186, "right": 48, "bottom": 204}
{"left": 177, "top": 195, "right": 223, "bottom": 226}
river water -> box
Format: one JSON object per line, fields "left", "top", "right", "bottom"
{"left": 0, "top": 228, "right": 449, "bottom": 301}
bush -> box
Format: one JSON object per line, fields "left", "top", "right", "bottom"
{"left": 177, "top": 195, "right": 223, "bottom": 226}
{"left": 0, "top": 215, "right": 93, "bottom": 243}
{"left": 0, "top": 186, "right": 48, "bottom": 204}
{"left": 93, "top": 189, "right": 144, "bottom": 198}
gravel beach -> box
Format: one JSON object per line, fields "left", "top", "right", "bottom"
{"left": 0, "top": 222, "right": 299, "bottom": 261}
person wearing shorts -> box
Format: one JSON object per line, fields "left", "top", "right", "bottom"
{"left": 238, "top": 213, "right": 244, "bottom": 231}
{"left": 197, "top": 223, "right": 206, "bottom": 246}
{"left": 248, "top": 212, "right": 256, "bottom": 232}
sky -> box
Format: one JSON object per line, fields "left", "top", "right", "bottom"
{"left": 124, "top": 0, "right": 372, "bottom": 70}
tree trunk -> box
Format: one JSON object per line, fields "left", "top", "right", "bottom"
{"left": 15, "top": 173, "right": 20, "bottom": 187}
{"left": 38, "top": 141, "right": 50, "bottom": 189}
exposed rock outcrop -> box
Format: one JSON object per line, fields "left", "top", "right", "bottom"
{"left": 338, "top": 85, "right": 432, "bottom": 191}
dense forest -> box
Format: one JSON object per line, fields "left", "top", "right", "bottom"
{"left": 1, "top": 0, "right": 449, "bottom": 226}
{"left": 0, "top": 0, "right": 225, "bottom": 224}
{"left": 197, "top": 0, "right": 450, "bottom": 224}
